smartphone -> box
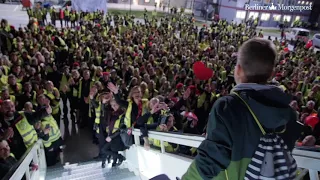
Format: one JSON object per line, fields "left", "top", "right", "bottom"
{"left": 160, "top": 116, "right": 167, "bottom": 125}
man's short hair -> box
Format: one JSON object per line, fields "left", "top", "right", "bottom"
{"left": 238, "top": 38, "right": 277, "bottom": 83}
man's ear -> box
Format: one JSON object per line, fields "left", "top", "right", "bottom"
{"left": 235, "top": 63, "right": 242, "bottom": 77}
{"left": 269, "top": 69, "right": 275, "bottom": 81}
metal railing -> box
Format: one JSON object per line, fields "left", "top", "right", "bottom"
{"left": 4, "top": 139, "right": 47, "bottom": 180}
{"left": 132, "top": 129, "right": 320, "bottom": 180}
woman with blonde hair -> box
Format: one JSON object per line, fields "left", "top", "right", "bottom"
{"left": 107, "top": 82, "right": 149, "bottom": 131}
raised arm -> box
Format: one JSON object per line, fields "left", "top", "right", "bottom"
{"left": 171, "top": 88, "right": 190, "bottom": 111}
{"left": 136, "top": 112, "right": 152, "bottom": 126}
{"left": 114, "top": 93, "right": 129, "bottom": 108}
{"left": 107, "top": 82, "right": 129, "bottom": 108}
{"left": 25, "top": 108, "right": 49, "bottom": 125}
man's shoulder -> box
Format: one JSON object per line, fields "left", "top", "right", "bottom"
{"left": 212, "top": 94, "right": 240, "bottom": 111}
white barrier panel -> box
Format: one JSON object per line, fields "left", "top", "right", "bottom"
{"left": 126, "top": 129, "right": 320, "bottom": 180}
{"left": 126, "top": 145, "right": 193, "bottom": 180}
{"left": 9, "top": 140, "right": 47, "bottom": 180}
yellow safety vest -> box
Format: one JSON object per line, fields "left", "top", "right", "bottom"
{"left": 84, "top": 47, "right": 91, "bottom": 58}
{"left": 45, "top": 88, "right": 60, "bottom": 115}
{"left": 15, "top": 113, "right": 38, "bottom": 149}
{"left": 112, "top": 115, "right": 123, "bottom": 133}
{"left": 220, "top": 70, "right": 227, "bottom": 82}
{"left": 124, "top": 99, "right": 149, "bottom": 128}
{"left": 78, "top": 79, "right": 94, "bottom": 99}
{"left": 59, "top": 74, "right": 68, "bottom": 92}
{"left": 41, "top": 115, "right": 61, "bottom": 148}
{"left": 64, "top": 10, "right": 70, "bottom": 17}
{"left": 0, "top": 75, "right": 8, "bottom": 90}
{"left": 152, "top": 126, "right": 178, "bottom": 152}
{"left": 94, "top": 101, "right": 102, "bottom": 134}
{"left": 70, "top": 14, "right": 76, "bottom": 21}
{"left": 9, "top": 83, "right": 22, "bottom": 95}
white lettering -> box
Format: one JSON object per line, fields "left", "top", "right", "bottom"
{"left": 245, "top": 4, "right": 250, "bottom": 10}
{"left": 246, "top": 4, "right": 312, "bottom": 12}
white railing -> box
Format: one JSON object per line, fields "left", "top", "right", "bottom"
{"left": 129, "top": 129, "right": 320, "bottom": 180}
{"left": 9, "top": 139, "right": 47, "bottom": 180}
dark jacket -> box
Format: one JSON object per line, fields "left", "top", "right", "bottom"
{"left": 183, "top": 83, "right": 302, "bottom": 180}
{"left": 91, "top": 99, "right": 110, "bottom": 138}
{"left": 114, "top": 93, "right": 139, "bottom": 126}
{"left": 0, "top": 156, "right": 17, "bottom": 179}
{"left": 0, "top": 109, "right": 48, "bottom": 160}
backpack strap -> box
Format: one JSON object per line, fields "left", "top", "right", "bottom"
{"left": 232, "top": 92, "right": 266, "bottom": 135}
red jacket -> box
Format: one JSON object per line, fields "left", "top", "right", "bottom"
{"left": 60, "top": 10, "right": 64, "bottom": 19}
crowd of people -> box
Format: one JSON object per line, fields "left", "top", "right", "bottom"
{"left": 0, "top": 5, "right": 319, "bottom": 179}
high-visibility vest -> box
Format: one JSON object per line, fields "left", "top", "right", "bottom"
{"left": 112, "top": 115, "right": 123, "bottom": 133}
{"left": 124, "top": 99, "right": 149, "bottom": 128}
{"left": 15, "top": 112, "right": 38, "bottom": 149}
{"left": 9, "top": 95, "right": 15, "bottom": 103}
{"left": 220, "top": 70, "right": 227, "bottom": 82}
{"left": 72, "top": 80, "right": 80, "bottom": 97}
{"left": 64, "top": 9, "right": 69, "bottom": 17}
{"left": 35, "top": 10, "right": 43, "bottom": 21}
{"left": 32, "top": 91, "right": 38, "bottom": 107}
{"left": 41, "top": 115, "right": 61, "bottom": 148}
{"left": 45, "top": 88, "right": 60, "bottom": 115}
{"left": 70, "top": 13, "right": 76, "bottom": 21}
{"left": 94, "top": 100, "right": 102, "bottom": 134}
{"left": 59, "top": 74, "right": 69, "bottom": 92}
{"left": 94, "top": 56, "right": 102, "bottom": 65}
{"left": 78, "top": 79, "right": 94, "bottom": 100}
{"left": 152, "top": 126, "right": 178, "bottom": 152}
{"left": 84, "top": 47, "right": 91, "bottom": 59}
{"left": 42, "top": 8, "right": 47, "bottom": 16}
{"left": 9, "top": 83, "right": 22, "bottom": 95}
{"left": 69, "top": 42, "right": 78, "bottom": 53}
{"left": 2, "top": 66, "right": 9, "bottom": 75}
{"left": 27, "top": 9, "right": 33, "bottom": 17}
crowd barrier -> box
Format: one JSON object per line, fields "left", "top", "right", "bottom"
{"left": 126, "top": 129, "right": 320, "bottom": 180}
{"left": 7, "top": 130, "right": 320, "bottom": 180}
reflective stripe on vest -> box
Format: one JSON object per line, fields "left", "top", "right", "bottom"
{"left": 78, "top": 80, "right": 94, "bottom": 99}
{"left": 124, "top": 99, "right": 149, "bottom": 128}
{"left": 78, "top": 80, "right": 82, "bottom": 99}
{"left": 95, "top": 102, "right": 101, "bottom": 134}
{"left": 73, "top": 87, "right": 78, "bottom": 97}
{"left": 42, "top": 115, "right": 61, "bottom": 148}
{"left": 112, "top": 115, "right": 123, "bottom": 133}
{"left": 32, "top": 91, "right": 38, "bottom": 107}
{"left": 16, "top": 113, "right": 38, "bottom": 149}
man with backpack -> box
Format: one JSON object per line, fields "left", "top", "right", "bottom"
{"left": 182, "top": 38, "right": 303, "bottom": 180}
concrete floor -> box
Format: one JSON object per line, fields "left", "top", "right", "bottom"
{"left": 59, "top": 99, "right": 99, "bottom": 164}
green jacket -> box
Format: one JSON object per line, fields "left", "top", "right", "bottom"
{"left": 182, "top": 84, "right": 302, "bottom": 180}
